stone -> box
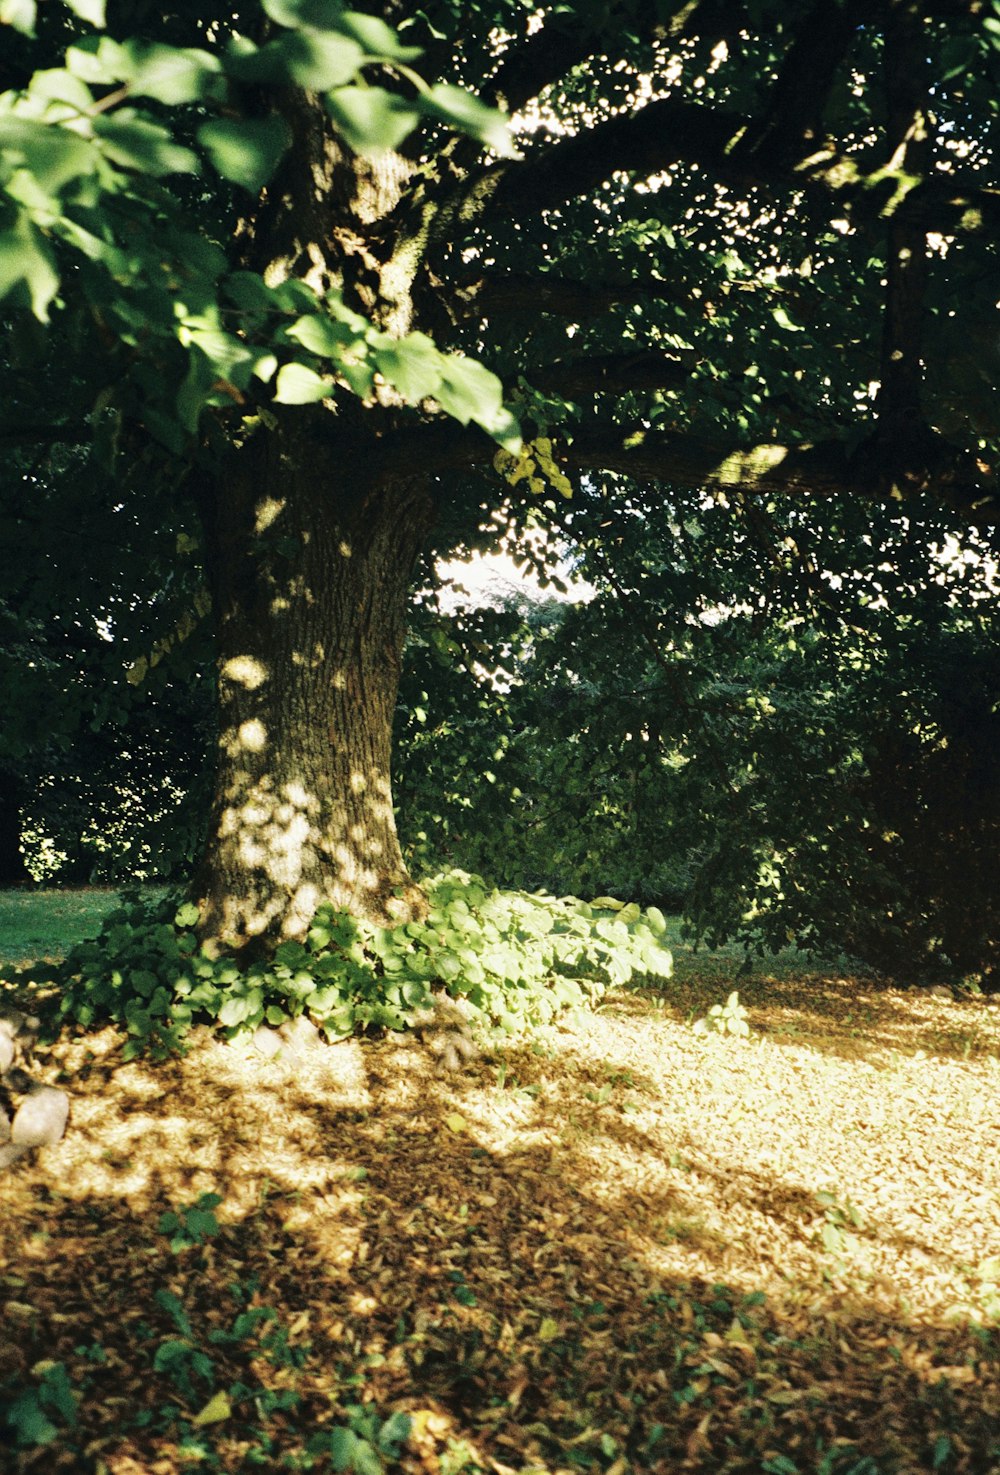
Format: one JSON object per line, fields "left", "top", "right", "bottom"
{"left": 927, "top": 985, "right": 954, "bottom": 1001}
{"left": 252, "top": 1026, "right": 283, "bottom": 1059}
{"left": 0, "top": 1033, "right": 13, "bottom": 1074}
{"left": 0, "top": 1105, "right": 9, "bottom": 1144}
{"left": 11, "top": 1086, "right": 70, "bottom": 1148}
{"left": 278, "top": 1014, "right": 319, "bottom": 1055}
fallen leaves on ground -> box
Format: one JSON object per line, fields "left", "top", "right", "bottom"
{"left": 1, "top": 966, "right": 999, "bottom": 1474}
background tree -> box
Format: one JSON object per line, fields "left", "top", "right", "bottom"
{"left": 1, "top": 0, "right": 997, "bottom": 956}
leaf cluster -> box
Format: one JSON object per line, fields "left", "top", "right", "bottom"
{"left": 46, "top": 870, "right": 672, "bottom": 1055}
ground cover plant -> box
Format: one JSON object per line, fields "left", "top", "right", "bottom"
{"left": 40, "top": 873, "right": 673, "bottom": 1057}
{"left": 2, "top": 894, "right": 1000, "bottom": 1474}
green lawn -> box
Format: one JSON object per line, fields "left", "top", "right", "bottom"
{"left": 0, "top": 887, "right": 122, "bottom": 968}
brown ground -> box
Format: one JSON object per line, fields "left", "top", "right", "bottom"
{"left": 2, "top": 967, "right": 999, "bottom": 1474}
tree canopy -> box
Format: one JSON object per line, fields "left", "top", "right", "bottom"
{"left": 1, "top": 0, "right": 998, "bottom": 962}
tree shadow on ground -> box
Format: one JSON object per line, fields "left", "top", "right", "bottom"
{"left": 631, "top": 960, "right": 1000, "bottom": 1069}
{"left": 1, "top": 1007, "right": 999, "bottom": 1474}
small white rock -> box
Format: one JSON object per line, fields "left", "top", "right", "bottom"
{"left": 278, "top": 1015, "right": 319, "bottom": 1055}
{"left": 252, "top": 1026, "right": 283, "bottom": 1059}
{"left": 0, "top": 1033, "right": 14, "bottom": 1074}
{"left": 11, "top": 1087, "right": 70, "bottom": 1148}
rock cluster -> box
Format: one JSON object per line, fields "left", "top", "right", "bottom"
{"left": 0, "top": 1006, "right": 70, "bottom": 1170}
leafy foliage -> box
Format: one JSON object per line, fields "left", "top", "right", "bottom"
{"left": 48, "top": 872, "right": 671, "bottom": 1054}
{"left": 692, "top": 989, "right": 750, "bottom": 1039}
{"left": 401, "top": 485, "right": 1000, "bottom": 988}
{"left": 0, "top": 0, "right": 519, "bottom": 450}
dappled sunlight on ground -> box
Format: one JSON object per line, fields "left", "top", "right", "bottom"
{"left": 2, "top": 972, "right": 1000, "bottom": 1471}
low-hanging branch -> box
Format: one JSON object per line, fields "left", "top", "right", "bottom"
{"left": 450, "top": 269, "right": 684, "bottom": 322}
{"left": 442, "top": 94, "right": 1000, "bottom": 246}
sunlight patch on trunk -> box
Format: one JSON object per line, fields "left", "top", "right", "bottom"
{"left": 221, "top": 655, "right": 270, "bottom": 689}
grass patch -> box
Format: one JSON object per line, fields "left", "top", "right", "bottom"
{"left": 0, "top": 888, "right": 122, "bottom": 969}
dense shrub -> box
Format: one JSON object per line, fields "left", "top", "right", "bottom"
{"left": 48, "top": 871, "right": 672, "bottom": 1057}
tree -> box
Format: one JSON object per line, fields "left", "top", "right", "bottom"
{"left": 1, "top": 0, "right": 997, "bottom": 953}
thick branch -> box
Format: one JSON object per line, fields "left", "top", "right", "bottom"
{"left": 375, "top": 416, "right": 997, "bottom": 522}
{"left": 483, "top": 0, "right": 731, "bottom": 113}
{"left": 440, "top": 98, "right": 1000, "bottom": 246}
{"left": 451, "top": 270, "right": 682, "bottom": 322}
{"left": 876, "top": 0, "right": 932, "bottom": 429}
{"left": 733, "top": 0, "right": 871, "bottom": 171}
{"left": 525, "top": 349, "right": 696, "bottom": 399}
{"left": 0, "top": 423, "right": 92, "bottom": 447}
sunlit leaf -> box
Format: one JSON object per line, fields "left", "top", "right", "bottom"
{"left": 273, "top": 362, "right": 335, "bottom": 403}
{"left": 191, "top": 1389, "right": 232, "bottom": 1426}
{"left": 420, "top": 83, "right": 516, "bottom": 157}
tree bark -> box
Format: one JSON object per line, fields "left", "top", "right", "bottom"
{"left": 192, "top": 417, "right": 434, "bottom": 950}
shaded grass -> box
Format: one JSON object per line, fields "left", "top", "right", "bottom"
{"left": 0, "top": 887, "right": 122, "bottom": 968}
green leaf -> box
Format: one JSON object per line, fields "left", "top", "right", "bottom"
{"left": 0, "top": 0, "right": 35, "bottom": 34}
{"left": 7, "top": 1392, "right": 58, "bottom": 1447}
{"left": 372, "top": 331, "right": 443, "bottom": 402}
{"left": 324, "top": 86, "right": 419, "bottom": 156}
{"left": 771, "top": 305, "right": 803, "bottom": 333}
{"left": 352, "top": 1441, "right": 383, "bottom": 1475}
{"left": 63, "top": 0, "right": 105, "bottom": 25}
{"left": 218, "top": 994, "right": 253, "bottom": 1027}
{"left": 932, "top": 1434, "right": 953, "bottom": 1469}
{"left": 420, "top": 83, "right": 516, "bottom": 157}
{"left": 376, "top": 1411, "right": 412, "bottom": 1455}
{"left": 197, "top": 116, "right": 291, "bottom": 193}
{"left": 280, "top": 31, "right": 367, "bottom": 89}
{"left": 435, "top": 356, "right": 505, "bottom": 426}
{"left": 0, "top": 116, "right": 97, "bottom": 192}
{"left": 274, "top": 362, "right": 335, "bottom": 403}
{"left": 337, "top": 10, "right": 422, "bottom": 62}
{"left": 192, "top": 1389, "right": 232, "bottom": 1426}
{"left": 326, "top": 1426, "right": 358, "bottom": 1472}
{"left": 0, "top": 217, "right": 60, "bottom": 321}
{"left": 286, "top": 313, "right": 361, "bottom": 356}
{"left": 174, "top": 902, "right": 200, "bottom": 929}
{"left": 119, "top": 41, "right": 223, "bottom": 105}
{"left": 93, "top": 113, "right": 200, "bottom": 176}
{"left": 645, "top": 905, "right": 667, "bottom": 935}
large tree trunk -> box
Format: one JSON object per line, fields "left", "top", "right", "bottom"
{"left": 192, "top": 418, "right": 434, "bottom": 951}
